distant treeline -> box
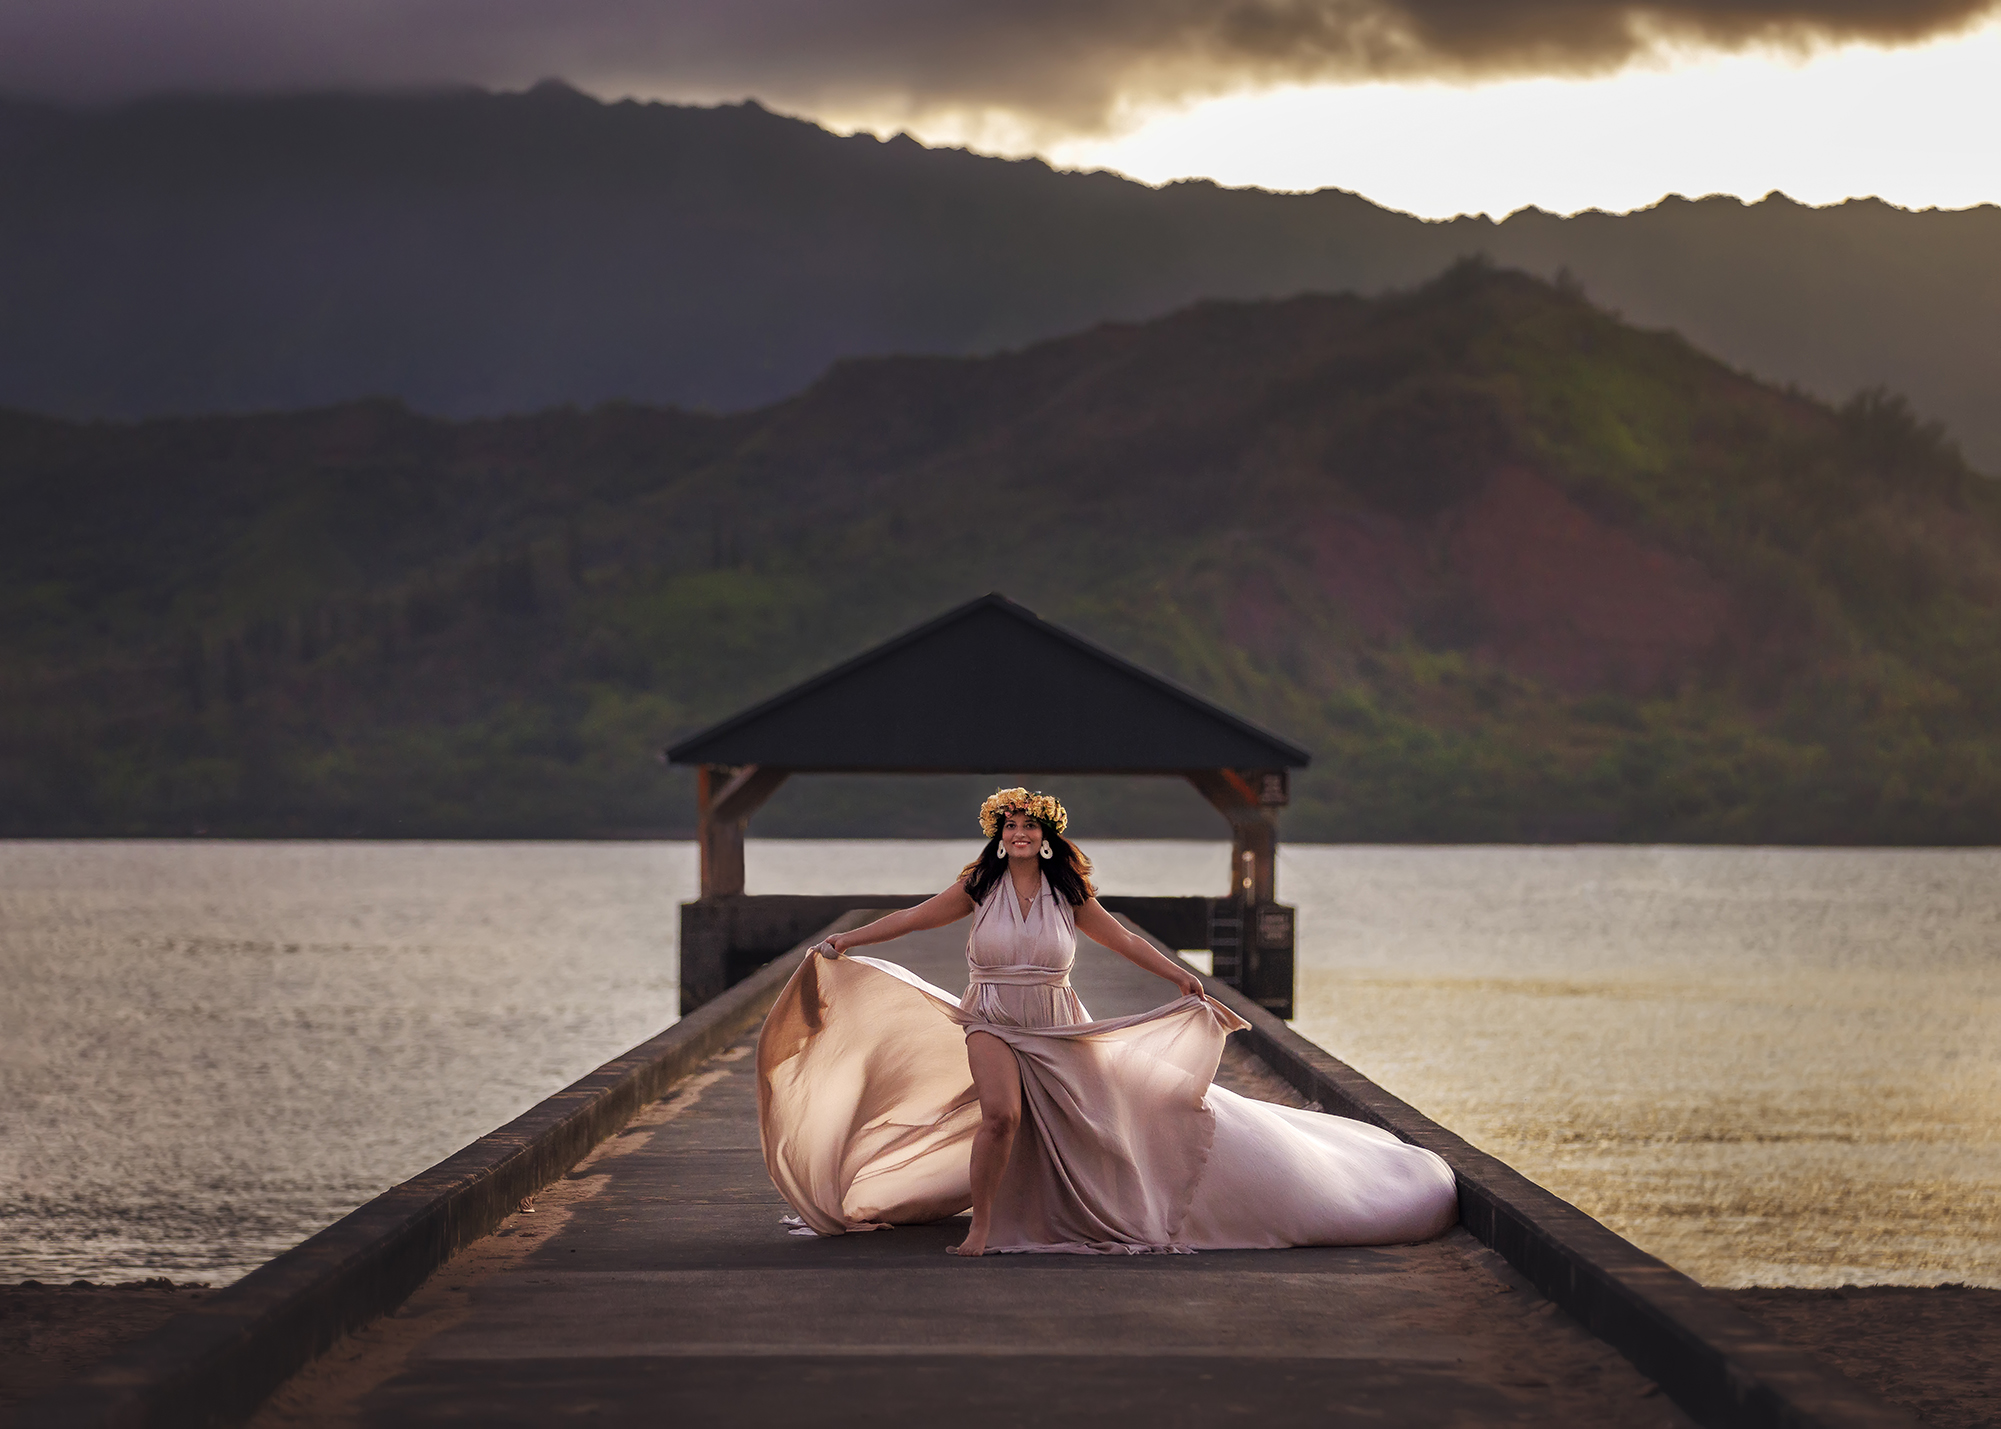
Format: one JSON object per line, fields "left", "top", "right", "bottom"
{"left": 4, "top": 265, "right": 1999, "bottom": 842}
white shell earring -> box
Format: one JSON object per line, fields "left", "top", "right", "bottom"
{"left": 995, "top": 843, "right": 1008, "bottom": 860}
{"left": 1039, "top": 841, "right": 1053, "bottom": 859}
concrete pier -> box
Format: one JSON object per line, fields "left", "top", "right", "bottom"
{"left": 244, "top": 923, "right": 1704, "bottom": 1427}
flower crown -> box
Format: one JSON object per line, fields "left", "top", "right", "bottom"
{"left": 978, "top": 786, "right": 1068, "bottom": 838}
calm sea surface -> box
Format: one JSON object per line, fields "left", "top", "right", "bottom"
{"left": 2, "top": 840, "right": 1995, "bottom": 1289}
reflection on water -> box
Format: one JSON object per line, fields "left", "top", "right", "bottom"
{"left": 0, "top": 842, "right": 688, "bottom": 1285}
{"left": 1283, "top": 846, "right": 2001, "bottom": 1289}
{"left": 1, "top": 839, "right": 1995, "bottom": 1289}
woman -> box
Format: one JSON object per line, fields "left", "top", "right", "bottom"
{"left": 756, "top": 787, "right": 1458, "bottom": 1256}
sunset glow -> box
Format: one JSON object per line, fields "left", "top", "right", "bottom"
{"left": 829, "top": 18, "right": 2001, "bottom": 218}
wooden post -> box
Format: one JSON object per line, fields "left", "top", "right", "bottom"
{"left": 1185, "top": 768, "right": 1286, "bottom": 903}
{"left": 1185, "top": 768, "right": 1295, "bottom": 1017}
{"left": 696, "top": 764, "right": 791, "bottom": 898}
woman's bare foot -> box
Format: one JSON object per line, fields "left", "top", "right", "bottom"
{"left": 947, "top": 1225, "right": 990, "bottom": 1256}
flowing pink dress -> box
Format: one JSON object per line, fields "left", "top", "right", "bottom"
{"left": 756, "top": 874, "right": 1459, "bottom": 1253}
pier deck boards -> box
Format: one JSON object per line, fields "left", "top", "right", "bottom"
{"left": 251, "top": 922, "right": 1696, "bottom": 1427}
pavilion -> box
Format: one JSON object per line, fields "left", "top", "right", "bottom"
{"left": 665, "top": 594, "right": 1309, "bottom": 1015}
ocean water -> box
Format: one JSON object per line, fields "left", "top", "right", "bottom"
{"left": 1280, "top": 846, "right": 2001, "bottom": 1289}
{"left": 1, "top": 839, "right": 1994, "bottom": 1289}
{"left": 0, "top": 842, "right": 688, "bottom": 1286}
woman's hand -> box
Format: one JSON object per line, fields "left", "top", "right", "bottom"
{"left": 1170, "top": 966, "right": 1205, "bottom": 999}
{"left": 814, "top": 935, "right": 845, "bottom": 959}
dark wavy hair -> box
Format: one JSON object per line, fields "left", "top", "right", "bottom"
{"left": 959, "top": 827, "right": 1096, "bottom": 908}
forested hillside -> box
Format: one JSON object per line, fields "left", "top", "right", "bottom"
{"left": 5, "top": 265, "right": 1999, "bottom": 841}
{"left": 1, "top": 84, "right": 1997, "bottom": 468}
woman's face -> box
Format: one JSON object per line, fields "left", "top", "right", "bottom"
{"left": 999, "top": 809, "right": 1042, "bottom": 860}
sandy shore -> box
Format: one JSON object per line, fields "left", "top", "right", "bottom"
{"left": 1718, "top": 1285, "right": 2001, "bottom": 1429}
{"left": 8, "top": 1276, "right": 1997, "bottom": 1423}
{"left": 1, "top": 1279, "right": 211, "bottom": 1411}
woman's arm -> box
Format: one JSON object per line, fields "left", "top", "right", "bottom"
{"left": 1073, "top": 899, "right": 1205, "bottom": 998}
{"left": 816, "top": 884, "right": 977, "bottom": 957}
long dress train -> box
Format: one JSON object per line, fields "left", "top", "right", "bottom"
{"left": 756, "top": 873, "right": 1459, "bottom": 1253}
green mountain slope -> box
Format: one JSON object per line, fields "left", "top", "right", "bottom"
{"left": 1, "top": 85, "right": 1997, "bottom": 469}
{"left": 5, "top": 265, "right": 1999, "bottom": 842}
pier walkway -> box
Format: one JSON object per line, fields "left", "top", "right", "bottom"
{"left": 247, "top": 922, "right": 1697, "bottom": 1428}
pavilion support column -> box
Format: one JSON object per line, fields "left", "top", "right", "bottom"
{"left": 685, "top": 763, "right": 793, "bottom": 1012}
{"left": 696, "top": 764, "right": 790, "bottom": 899}
{"left": 1185, "top": 769, "right": 1295, "bottom": 1017}
{"left": 1230, "top": 819, "right": 1278, "bottom": 906}
{"left": 1184, "top": 769, "right": 1286, "bottom": 904}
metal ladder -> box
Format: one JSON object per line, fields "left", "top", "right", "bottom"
{"left": 1207, "top": 901, "right": 1244, "bottom": 987}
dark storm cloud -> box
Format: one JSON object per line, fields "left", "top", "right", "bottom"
{"left": 4, "top": 0, "right": 1996, "bottom": 126}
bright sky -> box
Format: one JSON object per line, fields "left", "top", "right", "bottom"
{"left": 837, "top": 17, "right": 2001, "bottom": 220}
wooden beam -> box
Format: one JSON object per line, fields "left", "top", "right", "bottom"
{"left": 710, "top": 764, "right": 790, "bottom": 826}
{"left": 1185, "top": 767, "right": 1287, "bottom": 814}
{"left": 1184, "top": 768, "right": 1251, "bottom": 821}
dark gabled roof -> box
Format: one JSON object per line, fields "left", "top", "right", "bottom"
{"left": 666, "top": 594, "right": 1310, "bottom": 772}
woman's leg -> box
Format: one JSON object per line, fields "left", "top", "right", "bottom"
{"left": 950, "top": 1030, "right": 1021, "bottom": 1256}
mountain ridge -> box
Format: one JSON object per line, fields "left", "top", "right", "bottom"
{"left": 1, "top": 84, "right": 1996, "bottom": 468}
